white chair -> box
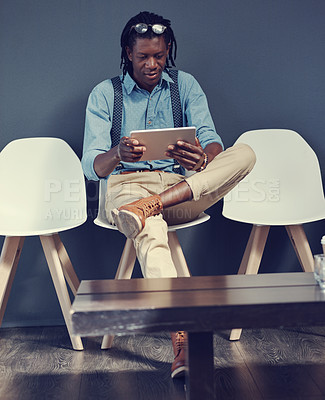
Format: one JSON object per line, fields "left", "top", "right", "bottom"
{"left": 94, "top": 178, "right": 210, "bottom": 349}
{"left": 0, "top": 137, "right": 87, "bottom": 350}
{"left": 222, "top": 129, "right": 325, "bottom": 340}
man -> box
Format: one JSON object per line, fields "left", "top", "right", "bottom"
{"left": 82, "top": 11, "right": 256, "bottom": 379}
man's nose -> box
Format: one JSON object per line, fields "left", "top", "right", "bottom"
{"left": 146, "top": 57, "right": 157, "bottom": 69}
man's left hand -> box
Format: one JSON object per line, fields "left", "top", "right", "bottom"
{"left": 165, "top": 137, "right": 205, "bottom": 171}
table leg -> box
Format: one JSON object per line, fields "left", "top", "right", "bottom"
{"left": 186, "top": 331, "right": 214, "bottom": 400}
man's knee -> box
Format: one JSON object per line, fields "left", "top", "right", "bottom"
{"left": 236, "top": 143, "right": 256, "bottom": 173}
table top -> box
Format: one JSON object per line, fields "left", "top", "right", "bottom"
{"left": 71, "top": 272, "right": 325, "bottom": 336}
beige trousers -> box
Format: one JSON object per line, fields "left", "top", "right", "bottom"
{"left": 105, "top": 143, "right": 256, "bottom": 278}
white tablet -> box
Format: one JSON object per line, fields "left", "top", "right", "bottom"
{"left": 130, "top": 126, "right": 196, "bottom": 161}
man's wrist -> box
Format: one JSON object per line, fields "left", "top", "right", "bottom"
{"left": 116, "top": 144, "right": 122, "bottom": 162}
{"left": 195, "top": 152, "right": 208, "bottom": 172}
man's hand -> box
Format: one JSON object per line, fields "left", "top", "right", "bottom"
{"left": 94, "top": 136, "right": 147, "bottom": 178}
{"left": 165, "top": 137, "right": 205, "bottom": 171}
{"left": 117, "top": 136, "right": 146, "bottom": 163}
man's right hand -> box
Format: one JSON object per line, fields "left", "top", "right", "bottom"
{"left": 117, "top": 136, "right": 146, "bottom": 162}
{"left": 94, "top": 136, "right": 146, "bottom": 178}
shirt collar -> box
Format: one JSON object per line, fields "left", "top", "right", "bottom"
{"left": 123, "top": 71, "right": 174, "bottom": 95}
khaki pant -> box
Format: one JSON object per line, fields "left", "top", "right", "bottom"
{"left": 105, "top": 143, "right": 256, "bottom": 278}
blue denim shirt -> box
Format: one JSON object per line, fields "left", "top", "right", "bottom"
{"left": 82, "top": 70, "right": 223, "bottom": 181}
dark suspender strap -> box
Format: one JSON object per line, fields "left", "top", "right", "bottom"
{"left": 168, "top": 69, "right": 183, "bottom": 128}
{"left": 111, "top": 76, "right": 123, "bottom": 148}
{"left": 168, "top": 69, "right": 183, "bottom": 173}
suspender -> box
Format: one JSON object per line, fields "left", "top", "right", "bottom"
{"left": 110, "top": 70, "right": 183, "bottom": 173}
{"left": 111, "top": 76, "right": 124, "bottom": 149}
{"left": 168, "top": 70, "right": 183, "bottom": 173}
{"left": 168, "top": 69, "right": 183, "bottom": 129}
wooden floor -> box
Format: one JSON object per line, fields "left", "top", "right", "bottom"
{"left": 1, "top": 326, "right": 325, "bottom": 399}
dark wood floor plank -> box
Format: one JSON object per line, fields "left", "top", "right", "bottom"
{"left": 78, "top": 334, "right": 185, "bottom": 400}
{"left": 33, "top": 326, "right": 82, "bottom": 400}
{"left": 78, "top": 335, "right": 144, "bottom": 399}
{"left": 0, "top": 326, "right": 44, "bottom": 399}
{"left": 1, "top": 325, "right": 325, "bottom": 399}
{"left": 296, "top": 326, "right": 325, "bottom": 396}
{"left": 234, "top": 328, "right": 323, "bottom": 399}
{"left": 212, "top": 332, "right": 262, "bottom": 400}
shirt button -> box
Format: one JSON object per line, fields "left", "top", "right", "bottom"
{"left": 148, "top": 121, "right": 152, "bottom": 124}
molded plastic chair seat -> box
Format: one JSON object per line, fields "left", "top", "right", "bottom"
{"left": 0, "top": 138, "right": 87, "bottom": 350}
{"left": 94, "top": 178, "right": 210, "bottom": 349}
{"left": 222, "top": 129, "right": 325, "bottom": 340}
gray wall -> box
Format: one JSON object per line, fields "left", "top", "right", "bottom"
{"left": 0, "top": 0, "right": 324, "bottom": 327}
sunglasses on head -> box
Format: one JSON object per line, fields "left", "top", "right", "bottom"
{"left": 130, "top": 23, "right": 167, "bottom": 35}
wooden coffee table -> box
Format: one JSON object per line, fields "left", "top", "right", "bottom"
{"left": 71, "top": 272, "right": 325, "bottom": 400}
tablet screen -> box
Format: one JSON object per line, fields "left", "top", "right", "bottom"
{"left": 130, "top": 126, "right": 196, "bottom": 161}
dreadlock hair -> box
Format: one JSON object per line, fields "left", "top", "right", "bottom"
{"left": 120, "top": 11, "right": 177, "bottom": 77}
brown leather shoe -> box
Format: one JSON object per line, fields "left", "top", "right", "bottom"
{"left": 111, "top": 195, "right": 163, "bottom": 238}
{"left": 171, "top": 331, "right": 188, "bottom": 379}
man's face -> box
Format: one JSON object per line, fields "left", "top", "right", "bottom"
{"left": 126, "top": 36, "right": 170, "bottom": 93}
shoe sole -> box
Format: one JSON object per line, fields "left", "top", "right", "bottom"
{"left": 111, "top": 209, "right": 142, "bottom": 239}
{"left": 171, "top": 365, "right": 187, "bottom": 379}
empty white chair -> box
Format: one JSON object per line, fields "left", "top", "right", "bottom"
{"left": 0, "top": 137, "right": 87, "bottom": 350}
{"left": 94, "top": 178, "right": 210, "bottom": 349}
{"left": 222, "top": 129, "right": 325, "bottom": 340}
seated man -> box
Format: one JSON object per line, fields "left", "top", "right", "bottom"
{"left": 82, "top": 10, "right": 256, "bottom": 379}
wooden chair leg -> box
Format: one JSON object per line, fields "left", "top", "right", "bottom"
{"left": 53, "top": 233, "right": 80, "bottom": 296}
{"left": 0, "top": 236, "right": 25, "bottom": 326}
{"left": 239, "top": 225, "right": 270, "bottom": 275}
{"left": 230, "top": 224, "right": 270, "bottom": 341}
{"left": 40, "top": 234, "right": 83, "bottom": 351}
{"left": 101, "top": 238, "right": 136, "bottom": 350}
{"left": 115, "top": 238, "right": 137, "bottom": 279}
{"left": 168, "top": 231, "right": 191, "bottom": 277}
{"left": 286, "top": 225, "right": 314, "bottom": 272}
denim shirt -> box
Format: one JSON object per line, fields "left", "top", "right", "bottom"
{"left": 82, "top": 70, "right": 223, "bottom": 181}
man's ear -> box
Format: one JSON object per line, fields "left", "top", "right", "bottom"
{"left": 167, "top": 42, "right": 171, "bottom": 55}
{"left": 126, "top": 46, "right": 132, "bottom": 62}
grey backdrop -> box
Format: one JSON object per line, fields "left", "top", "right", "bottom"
{"left": 0, "top": 0, "right": 324, "bottom": 327}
